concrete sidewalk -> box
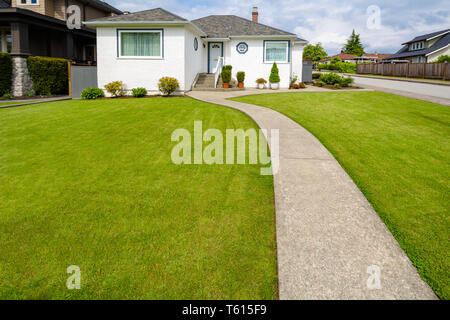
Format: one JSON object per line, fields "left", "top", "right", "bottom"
{"left": 187, "top": 89, "right": 437, "bottom": 300}
{"left": 0, "top": 96, "right": 71, "bottom": 109}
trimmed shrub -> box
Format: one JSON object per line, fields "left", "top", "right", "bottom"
{"left": 236, "top": 71, "right": 245, "bottom": 83}
{"left": 223, "top": 65, "right": 232, "bottom": 71}
{"left": 27, "top": 56, "right": 68, "bottom": 95}
{"left": 81, "top": 87, "right": 104, "bottom": 100}
{"left": 318, "top": 61, "right": 356, "bottom": 73}
{"left": 132, "top": 87, "right": 148, "bottom": 98}
{"left": 341, "top": 77, "right": 354, "bottom": 87}
{"left": 269, "top": 63, "right": 280, "bottom": 83}
{"left": 0, "top": 53, "right": 12, "bottom": 95}
{"left": 105, "top": 81, "right": 126, "bottom": 97}
{"left": 256, "top": 78, "right": 267, "bottom": 84}
{"left": 158, "top": 77, "right": 180, "bottom": 96}
{"left": 3, "top": 93, "right": 11, "bottom": 99}
{"left": 319, "top": 72, "right": 343, "bottom": 85}
{"left": 221, "top": 69, "right": 231, "bottom": 84}
{"left": 319, "top": 73, "right": 354, "bottom": 87}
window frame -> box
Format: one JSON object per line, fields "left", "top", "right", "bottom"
{"left": 18, "top": 0, "right": 39, "bottom": 5}
{"left": 263, "top": 40, "right": 290, "bottom": 63}
{"left": 117, "top": 29, "right": 164, "bottom": 59}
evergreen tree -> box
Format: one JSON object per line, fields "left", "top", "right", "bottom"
{"left": 343, "top": 30, "right": 365, "bottom": 56}
{"left": 269, "top": 63, "right": 280, "bottom": 83}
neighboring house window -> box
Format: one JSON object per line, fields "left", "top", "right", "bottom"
{"left": 19, "top": 0, "right": 39, "bottom": 4}
{"left": 264, "top": 41, "right": 289, "bottom": 63}
{"left": 118, "top": 30, "right": 163, "bottom": 58}
{"left": 411, "top": 42, "right": 424, "bottom": 51}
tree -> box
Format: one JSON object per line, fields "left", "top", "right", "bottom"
{"left": 437, "top": 55, "right": 450, "bottom": 63}
{"left": 343, "top": 29, "right": 365, "bottom": 56}
{"left": 303, "top": 42, "right": 328, "bottom": 63}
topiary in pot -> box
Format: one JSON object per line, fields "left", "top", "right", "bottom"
{"left": 269, "top": 62, "right": 280, "bottom": 89}
{"left": 221, "top": 69, "right": 231, "bottom": 88}
{"left": 236, "top": 71, "right": 245, "bottom": 88}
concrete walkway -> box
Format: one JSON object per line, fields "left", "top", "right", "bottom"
{"left": 0, "top": 96, "right": 71, "bottom": 109}
{"left": 187, "top": 89, "right": 437, "bottom": 300}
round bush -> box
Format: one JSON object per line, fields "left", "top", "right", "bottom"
{"left": 132, "top": 87, "right": 148, "bottom": 98}
{"left": 81, "top": 87, "right": 105, "bottom": 100}
{"left": 105, "top": 81, "right": 126, "bottom": 97}
{"left": 158, "top": 77, "right": 180, "bottom": 96}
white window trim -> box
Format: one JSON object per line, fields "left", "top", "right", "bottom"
{"left": 118, "top": 29, "right": 163, "bottom": 60}
{"left": 18, "top": 0, "right": 39, "bottom": 5}
{"left": 263, "top": 40, "right": 289, "bottom": 64}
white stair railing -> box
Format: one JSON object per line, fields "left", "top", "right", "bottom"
{"left": 214, "top": 57, "right": 224, "bottom": 88}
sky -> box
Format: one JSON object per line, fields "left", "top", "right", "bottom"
{"left": 106, "top": 0, "right": 450, "bottom": 55}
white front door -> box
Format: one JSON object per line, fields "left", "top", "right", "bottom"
{"left": 208, "top": 42, "right": 222, "bottom": 73}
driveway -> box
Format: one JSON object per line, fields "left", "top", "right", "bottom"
{"left": 349, "top": 75, "right": 450, "bottom": 105}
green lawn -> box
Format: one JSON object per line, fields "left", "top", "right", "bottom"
{"left": 232, "top": 91, "right": 450, "bottom": 299}
{"left": 0, "top": 97, "right": 277, "bottom": 299}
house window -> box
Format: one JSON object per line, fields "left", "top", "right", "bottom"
{"left": 118, "top": 30, "right": 163, "bottom": 58}
{"left": 264, "top": 41, "right": 289, "bottom": 63}
{"left": 411, "top": 42, "right": 424, "bottom": 51}
{"left": 19, "top": 0, "right": 39, "bottom": 5}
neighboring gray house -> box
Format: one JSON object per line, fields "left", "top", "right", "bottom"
{"left": 385, "top": 29, "right": 450, "bottom": 63}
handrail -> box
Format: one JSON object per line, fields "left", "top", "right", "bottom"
{"left": 214, "top": 57, "right": 224, "bottom": 88}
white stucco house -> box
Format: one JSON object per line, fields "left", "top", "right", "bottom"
{"left": 84, "top": 7, "right": 307, "bottom": 93}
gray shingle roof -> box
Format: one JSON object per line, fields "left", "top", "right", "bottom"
{"left": 386, "top": 32, "right": 450, "bottom": 60}
{"left": 86, "top": 8, "right": 306, "bottom": 40}
{"left": 0, "top": 0, "right": 10, "bottom": 8}
{"left": 86, "top": 7, "right": 187, "bottom": 22}
{"left": 402, "top": 29, "right": 450, "bottom": 45}
{"left": 191, "top": 15, "right": 300, "bottom": 38}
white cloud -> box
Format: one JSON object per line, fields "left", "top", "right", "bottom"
{"left": 106, "top": 0, "right": 450, "bottom": 55}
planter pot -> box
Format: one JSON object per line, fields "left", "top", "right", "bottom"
{"left": 238, "top": 83, "right": 244, "bottom": 88}
{"left": 257, "top": 83, "right": 265, "bottom": 89}
{"left": 223, "top": 83, "right": 229, "bottom": 88}
{"left": 270, "top": 82, "right": 280, "bottom": 90}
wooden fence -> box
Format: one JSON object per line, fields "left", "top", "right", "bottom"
{"left": 356, "top": 62, "right": 449, "bottom": 80}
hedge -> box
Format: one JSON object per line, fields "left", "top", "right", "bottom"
{"left": 0, "top": 53, "right": 12, "bottom": 95}
{"left": 27, "top": 56, "right": 68, "bottom": 95}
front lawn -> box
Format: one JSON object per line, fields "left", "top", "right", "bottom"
{"left": 0, "top": 97, "right": 276, "bottom": 299}
{"left": 232, "top": 91, "right": 449, "bottom": 299}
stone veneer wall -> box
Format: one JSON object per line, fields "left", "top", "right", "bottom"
{"left": 11, "top": 56, "right": 34, "bottom": 97}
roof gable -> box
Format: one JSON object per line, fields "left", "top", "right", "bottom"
{"left": 191, "top": 15, "right": 299, "bottom": 38}
{"left": 87, "top": 7, "right": 187, "bottom": 23}
{"left": 402, "top": 29, "right": 450, "bottom": 45}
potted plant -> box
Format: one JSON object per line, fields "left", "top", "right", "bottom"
{"left": 269, "top": 63, "right": 280, "bottom": 89}
{"left": 221, "top": 69, "right": 231, "bottom": 88}
{"left": 256, "top": 78, "right": 267, "bottom": 89}
{"left": 236, "top": 71, "right": 245, "bottom": 88}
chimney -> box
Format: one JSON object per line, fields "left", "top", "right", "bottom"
{"left": 252, "top": 7, "right": 258, "bottom": 23}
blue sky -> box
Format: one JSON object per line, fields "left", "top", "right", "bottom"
{"left": 106, "top": 0, "right": 450, "bottom": 55}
